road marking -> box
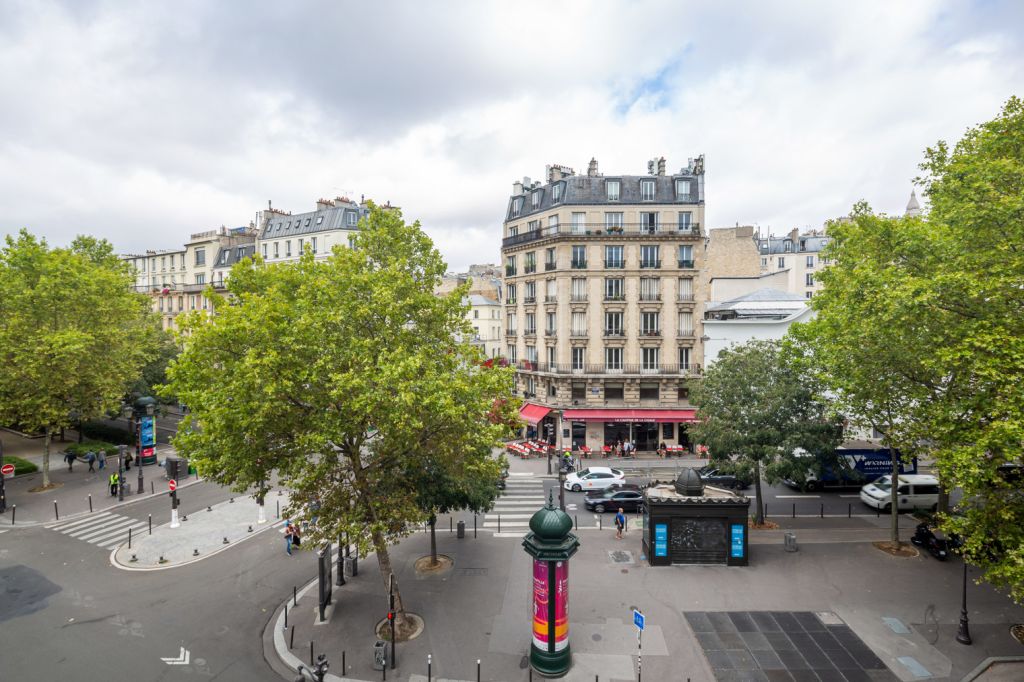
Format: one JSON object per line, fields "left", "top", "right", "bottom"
{"left": 839, "top": 495, "right": 861, "bottom": 498}
{"left": 485, "top": 514, "right": 535, "bottom": 519}
{"left": 73, "top": 520, "right": 139, "bottom": 542}
{"left": 161, "top": 647, "right": 191, "bottom": 665}
{"left": 89, "top": 522, "right": 146, "bottom": 546}
{"left": 47, "top": 512, "right": 116, "bottom": 531}
{"left": 774, "top": 495, "right": 820, "bottom": 499}
{"left": 66, "top": 516, "right": 135, "bottom": 538}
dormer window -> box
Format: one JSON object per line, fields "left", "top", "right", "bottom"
{"left": 510, "top": 197, "right": 524, "bottom": 218}
{"left": 640, "top": 179, "right": 655, "bottom": 202}
{"left": 531, "top": 190, "right": 542, "bottom": 209}
{"left": 675, "top": 179, "right": 691, "bottom": 199}
{"left": 606, "top": 180, "right": 620, "bottom": 201}
{"left": 316, "top": 216, "right": 324, "bottom": 225}
{"left": 552, "top": 183, "right": 562, "bottom": 203}
{"left": 304, "top": 218, "right": 311, "bottom": 226}
{"left": 347, "top": 212, "right": 357, "bottom": 226}
{"left": 220, "top": 251, "right": 229, "bottom": 265}
{"left": 276, "top": 222, "right": 282, "bottom": 232}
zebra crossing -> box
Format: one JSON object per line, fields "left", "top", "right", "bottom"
{"left": 45, "top": 511, "right": 147, "bottom": 550}
{"left": 484, "top": 474, "right": 605, "bottom": 536}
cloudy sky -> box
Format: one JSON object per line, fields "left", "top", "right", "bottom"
{"left": 1, "top": 0, "right": 1021, "bottom": 272}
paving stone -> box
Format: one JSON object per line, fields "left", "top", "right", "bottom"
{"left": 793, "top": 612, "right": 827, "bottom": 632}
{"left": 763, "top": 671, "right": 796, "bottom": 682}
{"left": 751, "top": 649, "right": 786, "bottom": 670}
{"left": 707, "top": 649, "right": 734, "bottom": 670}
{"left": 771, "top": 612, "right": 803, "bottom": 633}
{"left": 750, "top": 611, "right": 782, "bottom": 632}
{"left": 727, "top": 649, "right": 759, "bottom": 671}
{"left": 765, "top": 632, "right": 796, "bottom": 651}
{"left": 777, "top": 650, "right": 811, "bottom": 670}
{"left": 718, "top": 632, "right": 748, "bottom": 650}
{"left": 739, "top": 631, "right": 772, "bottom": 651}
{"left": 709, "top": 611, "right": 739, "bottom": 633}
{"left": 729, "top": 611, "right": 759, "bottom": 632}
{"left": 809, "top": 630, "right": 845, "bottom": 651}
{"left": 685, "top": 611, "right": 714, "bottom": 633}
{"left": 788, "top": 669, "right": 822, "bottom": 681}
{"left": 837, "top": 668, "right": 874, "bottom": 682}
{"left": 697, "top": 631, "right": 725, "bottom": 650}
{"left": 787, "top": 632, "right": 816, "bottom": 651}
{"left": 828, "top": 648, "right": 861, "bottom": 670}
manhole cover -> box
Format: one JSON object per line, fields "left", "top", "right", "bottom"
{"left": 609, "top": 550, "right": 634, "bottom": 564}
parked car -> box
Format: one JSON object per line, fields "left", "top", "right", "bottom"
{"left": 563, "top": 466, "right": 625, "bottom": 492}
{"left": 860, "top": 474, "right": 940, "bottom": 512}
{"left": 584, "top": 484, "right": 645, "bottom": 512}
{"left": 698, "top": 466, "right": 750, "bottom": 490}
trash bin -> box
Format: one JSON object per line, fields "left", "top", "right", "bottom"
{"left": 457, "top": 520, "right": 466, "bottom": 538}
{"left": 784, "top": 532, "right": 798, "bottom": 552}
{"left": 344, "top": 555, "right": 358, "bottom": 578}
{"left": 120, "top": 482, "right": 132, "bottom": 495}
{"left": 372, "top": 640, "right": 389, "bottom": 670}
{"left": 164, "top": 456, "right": 189, "bottom": 481}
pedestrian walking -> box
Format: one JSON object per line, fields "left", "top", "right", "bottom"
{"left": 65, "top": 451, "right": 76, "bottom": 472}
{"left": 615, "top": 508, "right": 626, "bottom": 540}
{"left": 124, "top": 451, "right": 132, "bottom": 471}
{"left": 97, "top": 449, "right": 106, "bottom": 470}
{"left": 85, "top": 451, "right": 96, "bottom": 472}
{"left": 108, "top": 472, "right": 119, "bottom": 496}
{"left": 284, "top": 522, "right": 294, "bottom": 555}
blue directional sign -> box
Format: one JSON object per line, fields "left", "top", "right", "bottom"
{"left": 633, "top": 609, "right": 645, "bottom": 632}
{"left": 730, "top": 523, "right": 745, "bottom": 559}
{"left": 654, "top": 523, "right": 668, "bottom": 557}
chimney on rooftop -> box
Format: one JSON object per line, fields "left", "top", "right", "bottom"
{"left": 512, "top": 180, "right": 523, "bottom": 196}
{"left": 316, "top": 198, "right": 333, "bottom": 210}
{"left": 587, "top": 158, "right": 599, "bottom": 177}
{"left": 658, "top": 157, "right": 666, "bottom": 176}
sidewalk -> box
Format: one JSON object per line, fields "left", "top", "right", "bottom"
{"left": 503, "top": 446, "right": 709, "bottom": 478}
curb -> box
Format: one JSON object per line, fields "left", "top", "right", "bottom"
{"left": 2, "top": 477, "right": 205, "bottom": 529}
{"left": 109, "top": 517, "right": 285, "bottom": 572}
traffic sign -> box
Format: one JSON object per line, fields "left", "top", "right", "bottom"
{"left": 168, "top": 479, "right": 177, "bottom": 492}
{"left": 1, "top": 463, "right": 14, "bottom": 476}
{"left": 633, "top": 609, "right": 645, "bottom": 632}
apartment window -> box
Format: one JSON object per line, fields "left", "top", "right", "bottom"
{"left": 547, "top": 346, "right": 556, "bottom": 366}
{"left": 806, "top": 291, "right": 813, "bottom": 299}
{"left": 604, "top": 277, "right": 624, "bottom": 300}
{"left": 571, "top": 212, "right": 586, "bottom": 234}
{"left": 605, "top": 347, "right": 623, "bottom": 370}
{"left": 177, "top": 296, "right": 183, "bottom": 311}
{"left": 161, "top": 256, "right": 166, "bottom": 271}
{"left": 806, "top": 273, "right": 815, "bottom": 286}
{"left": 571, "top": 245, "right": 587, "bottom": 269}
{"left": 678, "top": 385, "right": 690, "bottom": 400}
{"left": 347, "top": 213, "right": 357, "bottom": 226}
{"left": 150, "top": 258, "right": 156, "bottom": 272}
{"left": 548, "top": 382, "right": 556, "bottom": 397}
{"left": 348, "top": 236, "right": 356, "bottom": 249}
{"left": 678, "top": 211, "right": 693, "bottom": 231}
{"left": 640, "top": 212, "right": 658, "bottom": 233}
{"left": 605, "top": 212, "right": 624, "bottom": 230}
{"left": 806, "top": 255, "right": 815, "bottom": 268}
{"left": 510, "top": 197, "right": 523, "bottom": 217}
{"left": 675, "top": 179, "right": 691, "bottom": 199}
{"left": 604, "top": 245, "right": 624, "bottom": 268}
{"left": 641, "top": 311, "right": 660, "bottom": 335}
{"left": 311, "top": 237, "right": 317, "bottom": 254}
{"left": 639, "top": 383, "right": 659, "bottom": 400}
{"left": 506, "top": 283, "right": 517, "bottom": 303}
{"left": 304, "top": 218, "right": 311, "bottom": 227}
{"left": 274, "top": 242, "right": 280, "bottom": 258}
{"left": 298, "top": 238, "right": 304, "bottom": 253}
{"left": 605, "top": 382, "right": 624, "bottom": 401}
{"left": 508, "top": 225, "right": 519, "bottom": 238}
{"left": 524, "top": 252, "right": 536, "bottom": 274}
{"left": 195, "top": 274, "right": 205, "bottom": 285}
{"left": 474, "top": 310, "right": 479, "bottom": 320}
{"left": 778, "top": 257, "right": 785, "bottom": 268}
{"left": 571, "top": 347, "right": 585, "bottom": 371}
{"left": 605, "top": 311, "right": 623, "bottom": 336}
{"left": 545, "top": 247, "right": 556, "bottom": 270}
{"left": 785, "top": 241, "right": 792, "bottom": 252}
{"left": 642, "top": 347, "right": 660, "bottom": 371}
{"left": 194, "top": 248, "right": 205, "bottom": 266}
{"left": 545, "top": 278, "right": 556, "bottom": 299}
{"left": 678, "top": 311, "right": 694, "bottom": 335}
{"left": 218, "top": 251, "right": 228, "bottom": 266}
{"left": 571, "top": 382, "right": 587, "bottom": 401}
{"left": 236, "top": 247, "right": 245, "bottom": 260}
{"left": 525, "top": 345, "right": 538, "bottom": 363}
{"left": 548, "top": 215, "right": 559, "bottom": 229}
{"left": 531, "top": 190, "right": 542, "bottom": 209}
{"left": 528, "top": 220, "right": 540, "bottom": 233}
{"left": 640, "top": 245, "right": 660, "bottom": 268}
{"left": 640, "top": 277, "right": 660, "bottom": 301}
{"left": 678, "top": 245, "right": 694, "bottom": 268}
{"left": 640, "top": 179, "right": 655, "bottom": 201}
{"left": 571, "top": 311, "right": 587, "bottom": 336}
{"left": 571, "top": 277, "right": 588, "bottom": 301}
{"left": 606, "top": 179, "right": 620, "bottom": 201}
{"left": 158, "top": 297, "right": 164, "bottom": 312}
{"left": 676, "top": 278, "right": 693, "bottom": 302}
{"left": 524, "top": 281, "right": 536, "bottom": 303}
{"left": 507, "top": 313, "right": 517, "bottom": 332}
{"left": 507, "top": 345, "right": 517, "bottom": 363}
{"left": 190, "top": 295, "right": 197, "bottom": 310}
{"left": 679, "top": 347, "right": 691, "bottom": 369}
{"left": 545, "top": 312, "right": 556, "bottom": 334}
{"left": 506, "top": 255, "right": 517, "bottom": 276}
{"left": 552, "top": 182, "right": 562, "bottom": 203}
{"left": 285, "top": 240, "right": 292, "bottom": 257}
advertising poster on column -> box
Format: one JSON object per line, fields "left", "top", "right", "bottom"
{"left": 140, "top": 416, "right": 157, "bottom": 465}
{"left": 532, "top": 559, "right": 549, "bottom": 649}
{"left": 553, "top": 560, "right": 569, "bottom": 651}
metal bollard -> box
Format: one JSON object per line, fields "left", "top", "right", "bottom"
{"left": 342, "top": 651, "right": 346, "bottom": 674}
{"left": 276, "top": 500, "right": 280, "bottom": 519}
{"left": 310, "top": 641, "right": 314, "bottom": 666}
{"left": 599, "top": 515, "right": 602, "bottom": 530}
{"left": 128, "top": 527, "right": 132, "bottom": 549}
{"left": 498, "top": 514, "right": 501, "bottom": 533}
{"left": 150, "top": 481, "right": 154, "bottom": 495}
{"left": 474, "top": 514, "right": 477, "bottom": 538}
{"left": 294, "top": 585, "right": 298, "bottom": 607}
{"left": 428, "top": 654, "right": 432, "bottom": 682}
{"left": 477, "top": 659, "right": 481, "bottom": 682}
{"left": 88, "top": 494, "right": 93, "bottom": 513}
{"left": 284, "top": 605, "right": 288, "bottom": 630}
{"left": 10, "top": 505, "right": 14, "bottom": 525}
{"left": 54, "top": 500, "right": 59, "bottom": 521}
{"left": 290, "top": 624, "right": 295, "bottom": 649}
{"left": 149, "top": 514, "right": 152, "bottom": 535}
{"left": 575, "top": 515, "right": 578, "bottom": 530}
{"left": 765, "top": 504, "right": 768, "bottom": 519}
{"left": 792, "top": 503, "right": 796, "bottom": 518}
{"left": 848, "top": 503, "right": 852, "bottom": 518}
{"left": 450, "top": 518, "right": 453, "bottom": 534}
{"left": 820, "top": 503, "right": 824, "bottom": 519}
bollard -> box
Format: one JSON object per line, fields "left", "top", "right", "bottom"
{"left": 294, "top": 585, "right": 298, "bottom": 607}
{"left": 11, "top": 505, "right": 15, "bottom": 525}
{"left": 207, "top": 506, "right": 212, "bottom": 512}
{"left": 148, "top": 514, "right": 152, "bottom": 535}
{"left": 477, "top": 659, "right": 481, "bottom": 682}
{"left": 575, "top": 514, "right": 578, "bottom": 530}
{"left": 128, "top": 527, "right": 132, "bottom": 549}
{"left": 130, "top": 553, "right": 138, "bottom": 563}
{"left": 820, "top": 503, "right": 824, "bottom": 519}
{"left": 284, "top": 605, "right": 288, "bottom": 630}
{"left": 848, "top": 503, "right": 852, "bottom": 518}
{"left": 428, "top": 654, "right": 432, "bottom": 682}
{"left": 383, "top": 661, "right": 386, "bottom": 681}
{"left": 498, "top": 514, "right": 501, "bottom": 533}
{"left": 150, "top": 481, "right": 154, "bottom": 495}
{"left": 54, "top": 500, "right": 59, "bottom": 521}
{"left": 765, "top": 504, "right": 768, "bottom": 519}
{"left": 792, "top": 503, "right": 796, "bottom": 519}
{"left": 290, "top": 624, "right": 295, "bottom": 649}
{"left": 276, "top": 500, "right": 280, "bottom": 519}
{"left": 450, "top": 517, "right": 453, "bottom": 534}
{"left": 474, "top": 514, "right": 477, "bottom": 538}
{"left": 599, "top": 515, "right": 602, "bottom": 530}
{"left": 342, "top": 650, "right": 346, "bottom": 674}
{"left": 310, "top": 641, "right": 314, "bottom": 666}
{"left": 88, "top": 494, "right": 93, "bottom": 513}
{"left": 193, "top": 548, "right": 199, "bottom": 557}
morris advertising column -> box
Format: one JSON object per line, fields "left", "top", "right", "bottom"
{"left": 523, "top": 493, "right": 579, "bottom": 678}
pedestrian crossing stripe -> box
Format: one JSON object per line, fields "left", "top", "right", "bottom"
{"left": 46, "top": 511, "right": 147, "bottom": 550}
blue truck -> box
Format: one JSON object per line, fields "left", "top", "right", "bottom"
{"left": 784, "top": 447, "right": 918, "bottom": 492}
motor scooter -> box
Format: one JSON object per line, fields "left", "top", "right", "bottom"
{"left": 911, "top": 521, "right": 949, "bottom": 560}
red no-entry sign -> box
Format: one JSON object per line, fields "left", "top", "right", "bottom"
{"left": 1, "top": 463, "right": 14, "bottom": 476}
{"left": 168, "top": 479, "right": 177, "bottom": 492}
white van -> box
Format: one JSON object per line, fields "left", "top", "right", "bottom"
{"left": 860, "top": 474, "right": 941, "bottom": 512}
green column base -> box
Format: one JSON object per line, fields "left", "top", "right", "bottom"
{"left": 530, "top": 642, "right": 571, "bottom": 678}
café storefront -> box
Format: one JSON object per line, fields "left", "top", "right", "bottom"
{"left": 560, "top": 408, "right": 698, "bottom": 453}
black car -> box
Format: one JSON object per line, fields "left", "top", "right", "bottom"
{"left": 584, "top": 484, "right": 645, "bottom": 513}
{"left": 698, "top": 466, "right": 750, "bottom": 490}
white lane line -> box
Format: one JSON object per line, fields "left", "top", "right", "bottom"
{"left": 86, "top": 521, "right": 146, "bottom": 545}
{"left": 839, "top": 495, "right": 861, "bottom": 498}
{"left": 64, "top": 515, "right": 133, "bottom": 537}
{"left": 508, "top": 472, "right": 534, "bottom": 477}
{"left": 97, "top": 526, "right": 146, "bottom": 549}
{"left": 47, "top": 512, "right": 115, "bottom": 531}
{"left": 485, "top": 514, "right": 535, "bottom": 519}
{"left": 774, "top": 495, "right": 820, "bottom": 499}
{"left": 73, "top": 518, "right": 138, "bottom": 541}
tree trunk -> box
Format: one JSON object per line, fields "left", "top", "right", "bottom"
{"left": 937, "top": 486, "right": 950, "bottom": 516}
{"left": 753, "top": 460, "right": 764, "bottom": 525}
{"left": 42, "top": 426, "right": 52, "bottom": 487}
{"left": 429, "top": 513, "right": 438, "bottom": 566}
{"left": 370, "top": 527, "right": 413, "bottom": 635}
{"left": 890, "top": 455, "right": 900, "bottom": 545}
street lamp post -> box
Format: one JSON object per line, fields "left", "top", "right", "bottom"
{"left": 956, "top": 561, "right": 972, "bottom": 645}
{"left": 0, "top": 440, "right": 7, "bottom": 514}
{"left": 117, "top": 445, "right": 126, "bottom": 502}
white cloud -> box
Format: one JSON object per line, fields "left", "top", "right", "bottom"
{"left": 0, "top": 0, "right": 1021, "bottom": 270}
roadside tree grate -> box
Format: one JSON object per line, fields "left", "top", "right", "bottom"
{"left": 608, "top": 550, "right": 634, "bottom": 564}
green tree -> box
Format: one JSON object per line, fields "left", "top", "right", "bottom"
{"left": 689, "top": 340, "right": 843, "bottom": 524}
{"left": 128, "top": 330, "right": 179, "bottom": 403}
{"left": 0, "top": 230, "right": 159, "bottom": 487}
{"left": 164, "top": 205, "right": 517, "bottom": 635}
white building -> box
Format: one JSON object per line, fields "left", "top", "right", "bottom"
{"left": 464, "top": 294, "right": 503, "bottom": 358}
{"left": 257, "top": 197, "right": 370, "bottom": 263}
{"left": 702, "top": 288, "right": 813, "bottom": 364}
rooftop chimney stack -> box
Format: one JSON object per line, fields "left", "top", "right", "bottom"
{"left": 512, "top": 180, "right": 524, "bottom": 196}
{"left": 658, "top": 157, "right": 666, "bottom": 176}
{"left": 587, "top": 158, "right": 599, "bottom": 177}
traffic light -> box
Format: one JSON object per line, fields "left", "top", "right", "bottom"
{"left": 387, "top": 611, "right": 394, "bottom": 622}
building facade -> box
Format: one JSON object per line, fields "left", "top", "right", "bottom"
{"left": 702, "top": 288, "right": 813, "bottom": 364}
{"left": 502, "top": 156, "right": 707, "bottom": 452}
{"left": 256, "top": 197, "right": 370, "bottom": 264}
{"left": 757, "top": 227, "right": 831, "bottom": 298}
{"left": 464, "top": 294, "right": 503, "bottom": 358}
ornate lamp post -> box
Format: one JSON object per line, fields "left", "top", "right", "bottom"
{"left": 956, "top": 561, "right": 972, "bottom": 645}
{"left": 523, "top": 492, "right": 579, "bottom": 678}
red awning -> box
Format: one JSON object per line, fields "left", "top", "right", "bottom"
{"left": 519, "top": 403, "right": 553, "bottom": 425}
{"left": 561, "top": 408, "right": 698, "bottom": 423}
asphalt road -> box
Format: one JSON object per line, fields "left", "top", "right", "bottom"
{"left": 0, "top": 481, "right": 311, "bottom": 682}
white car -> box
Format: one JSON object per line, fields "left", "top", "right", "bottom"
{"left": 563, "top": 466, "right": 625, "bottom": 492}
{"left": 860, "top": 474, "right": 941, "bottom": 512}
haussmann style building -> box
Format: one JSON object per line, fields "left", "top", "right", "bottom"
{"left": 501, "top": 156, "right": 706, "bottom": 453}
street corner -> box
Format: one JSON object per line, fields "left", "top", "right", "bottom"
{"left": 110, "top": 494, "right": 288, "bottom": 571}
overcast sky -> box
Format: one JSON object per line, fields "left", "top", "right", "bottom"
{"left": 1, "top": 1, "right": 1021, "bottom": 272}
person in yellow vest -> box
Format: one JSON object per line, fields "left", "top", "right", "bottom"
{"left": 109, "top": 472, "right": 119, "bottom": 497}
